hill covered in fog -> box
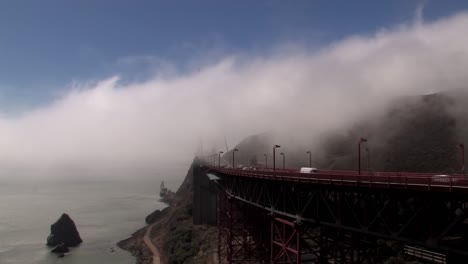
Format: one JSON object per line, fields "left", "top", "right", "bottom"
{"left": 223, "top": 90, "right": 468, "bottom": 174}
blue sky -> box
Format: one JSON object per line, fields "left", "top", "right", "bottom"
{"left": 0, "top": 1, "right": 468, "bottom": 176}
{"left": 1, "top": 0, "right": 468, "bottom": 111}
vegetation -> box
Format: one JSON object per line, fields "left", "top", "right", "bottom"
{"left": 148, "top": 165, "right": 217, "bottom": 264}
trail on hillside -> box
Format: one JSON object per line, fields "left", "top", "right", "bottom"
{"left": 143, "top": 224, "right": 161, "bottom": 264}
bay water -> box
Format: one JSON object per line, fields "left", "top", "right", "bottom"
{"left": 0, "top": 174, "right": 181, "bottom": 264}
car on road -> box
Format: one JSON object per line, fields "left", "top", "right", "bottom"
{"left": 300, "top": 167, "right": 319, "bottom": 174}
{"left": 431, "top": 174, "right": 458, "bottom": 183}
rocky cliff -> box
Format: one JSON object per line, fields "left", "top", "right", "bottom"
{"left": 118, "top": 160, "right": 217, "bottom": 264}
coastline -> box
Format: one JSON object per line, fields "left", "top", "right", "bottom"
{"left": 117, "top": 161, "right": 218, "bottom": 264}
{"left": 117, "top": 226, "right": 153, "bottom": 264}
{"left": 116, "top": 164, "right": 185, "bottom": 264}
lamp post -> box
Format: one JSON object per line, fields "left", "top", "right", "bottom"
{"left": 306, "top": 151, "right": 312, "bottom": 167}
{"left": 273, "top": 145, "right": 281, "bottom": 171}
{"left": 458, "top": 144, "right": 465, "bottom": 176}
{"left": 232, "top": 148, "right": 239, "bottom": 169}
{"left": 358, "top": 138, "right": 367, "bottom": 175}
{"left": 365, "top": 147, "right": 370, "bottom": 172}
{"left": 280, "top": 152, "right": 285, "bottom": 170}
{"left": 264, "top": 154, "right": 268, "bottom": 169}
{"left": 218, "top": 151, "right": 224, "bottom": 168}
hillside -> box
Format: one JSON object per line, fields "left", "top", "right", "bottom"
{"left": 225, "top": 92, "right": 467, "bottom": 174}
{"left": 118, "top": 160, "right": 217, "bottom": 264}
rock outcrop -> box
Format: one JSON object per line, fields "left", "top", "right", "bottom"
{"left": 118, "top": 161, "right": 218, "bottom": 264}
{"left": 117, "top": 227, "right": 153, "bottom": 264}
{"left": 47, "top": 213, "right": 82, "bottom": 247}
{"left": 145, "top": 207, "right": 169, "bottom": 225}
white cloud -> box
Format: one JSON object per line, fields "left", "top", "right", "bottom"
{"left": 1, "top": 11, "right": 468, "bottom": 178}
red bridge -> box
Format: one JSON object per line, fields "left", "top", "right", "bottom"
{"left": 198, "top": 163, "right": 468, "bottom": 263}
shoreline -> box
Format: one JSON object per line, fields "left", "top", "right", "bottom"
{"left": 117, "top": 225, "right": 153, "bottom": 264}
{"left": 117, "top": 192, "right": 173, "bottom": 263}
{"left": 118, "top": 162, "right": 218, "bottom": 264}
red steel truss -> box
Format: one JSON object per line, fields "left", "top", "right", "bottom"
{"left": 218, "top": 192, "right": 269, "bottom": 263}
{"left": 270, "top": 217, "right": 300, "bottom": 263}
{"left": 211, "top": 166, "right": 468, "bottom": 263}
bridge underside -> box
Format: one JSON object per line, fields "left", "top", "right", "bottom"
{"left": 214, "top": 170, "right": 468, "bottom": 263}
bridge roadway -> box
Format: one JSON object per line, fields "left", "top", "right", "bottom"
{"left": 207, "top": 165, "right": 468, "bottom": 263}
{"left": 212, "top": 167, "right": 468, "bottom": 194}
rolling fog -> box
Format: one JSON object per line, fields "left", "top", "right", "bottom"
{"left": 0, "top": 11, "right": 468, "bottom": 179}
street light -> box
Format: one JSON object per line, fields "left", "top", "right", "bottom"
{"left": 218, "top": 151, "right": 224, "bottom": 168}
{"left": 280, "top": 152, "right": 285, "bottom": 170}
{"left": 358, "top": 138, "right": 367, "bottom": 175}
{"left": 458, "top": 144, "right": 465, "bottom": 176}
{"left": 273, "top": 145, "right": 281, "bottom": 171}
{"left": 232, "top": 148, "right": 239, "bottom": 169}
{"left": 365, "top": 147, "right": 370, "bottom": 172}
{"left": 264, "top": 154, "right": 268, "bottom": 169}
{"left": 306, "top": 151, "right": 312, "bottom": 167}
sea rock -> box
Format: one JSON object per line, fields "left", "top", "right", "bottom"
{"left": 51, "top": 243, "right": 69, "bottom": 253}
{"left": 46, "top": 213, "right": 82, "bottom": 247}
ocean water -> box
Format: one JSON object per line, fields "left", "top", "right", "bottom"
{"left": 0, "top": 176, "right": 179, "bottom": 264}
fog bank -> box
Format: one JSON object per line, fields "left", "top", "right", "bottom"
{"left": 1, "top": 11, "right": 468, "bottom": 178}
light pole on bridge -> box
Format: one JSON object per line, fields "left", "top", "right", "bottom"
{"left": 358, "top": 138, "right": 367, "bottom": 175}
{"left": 458, "top": 144, "right": 465, "bottom": 176}
{"left": 232, "top": 148, "right": 239, "bottom": 169}
{"left": 280, "top": 152, "right": 285, "bottom": 170}
{"left": 365, "top": 147, "right": 370, "bottom": 172}
{"left": 218, "top": 151, "right": 224, "bottom": 168}
{"left": 264, "top": 154, "right": 268, "bottom": 169}
{"left": 273, "top": 145, "right": 281, "bottom": 171}
{"left": 306, "top": 151, "right": 312, "bottom": 167}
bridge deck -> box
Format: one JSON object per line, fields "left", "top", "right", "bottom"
{"left": 209, "top": 167, "right": 468, "bottom": 194}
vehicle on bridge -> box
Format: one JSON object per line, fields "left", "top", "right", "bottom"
{"left": 299, "top": 167, "right": 319, "bottom": 174}
{"left": 432, "top": 174, "right": 460, "bottom": 183}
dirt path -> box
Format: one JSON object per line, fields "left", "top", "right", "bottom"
{"left": 143, "top": 224, "right": 161, "bottom": 264}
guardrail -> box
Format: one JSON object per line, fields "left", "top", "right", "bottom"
{"left": 208, "top": 166, "right": 468, "bottom": 193}
{"left": 404, "top": 245, "right": 446, "bottom": 264}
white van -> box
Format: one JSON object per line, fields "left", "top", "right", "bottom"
{"left": 300, "top": 167, "right": 319, "bottom": 174}
{"left": 432, "top": 174, "right": 458, "bottom": 183}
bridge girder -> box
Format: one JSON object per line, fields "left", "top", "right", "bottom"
{"left": 214, "top": 169, "right": 468, "bottom": 263}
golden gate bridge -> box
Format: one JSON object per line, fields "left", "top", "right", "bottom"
{"left": 193, "top": 142, "right": 467, "bottom": 263}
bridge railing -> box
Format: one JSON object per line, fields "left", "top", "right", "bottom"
{"left": 208, "top": 166, "right": 468, "bottom": 193}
